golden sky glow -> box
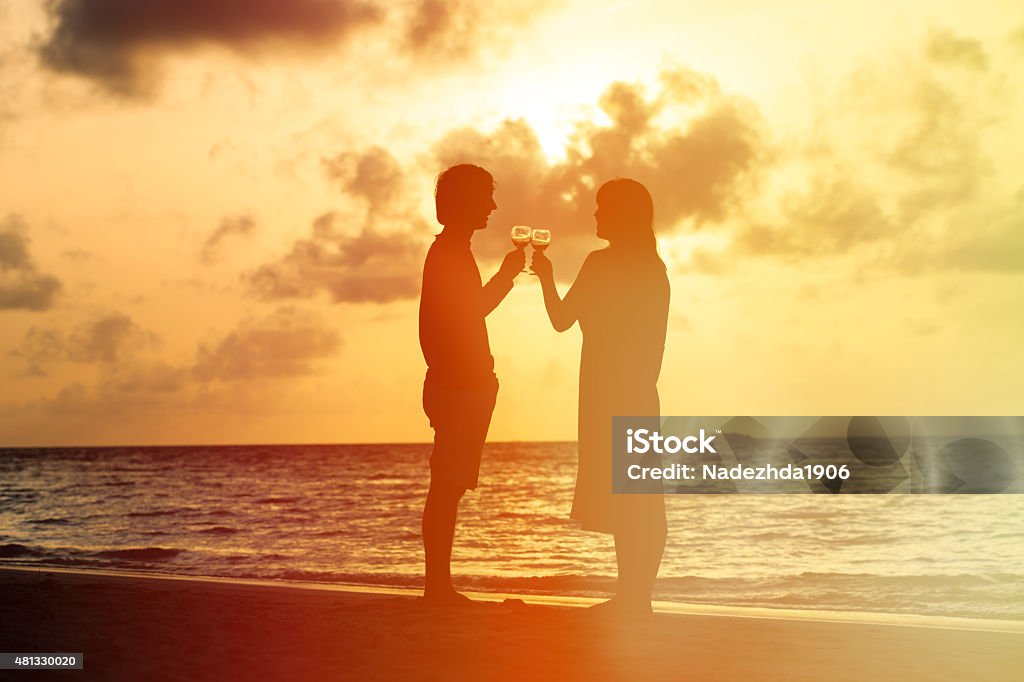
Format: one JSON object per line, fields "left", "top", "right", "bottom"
{"left": 1, "top": 1, "right": 1022, "bottom": 446}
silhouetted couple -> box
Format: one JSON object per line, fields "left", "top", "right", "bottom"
{"left": 419, "top": 164, "right": 669, "bottom": 615}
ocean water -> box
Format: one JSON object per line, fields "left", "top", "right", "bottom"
{"left": 1, "top": 443, "right": 1022, "bottom": 621}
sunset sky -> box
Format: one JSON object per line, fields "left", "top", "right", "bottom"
{"left": 1, "top": 1, "right": 1022, "bottom": 446}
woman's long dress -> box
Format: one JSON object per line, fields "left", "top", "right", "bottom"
{"left": 565, "top": 247, "right": 670, "bottom": 533}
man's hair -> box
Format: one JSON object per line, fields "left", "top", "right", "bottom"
{"left": 435, "top": 164, "right": 494, "bottom": 225}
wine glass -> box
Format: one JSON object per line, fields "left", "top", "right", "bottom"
{"left": 529, "top": 229, "right": 551, "bottom": 275}
{"left": 511, "top": 225, "right": 532, "bottom": 272}
{"left": 531, "top": 228, "right": 551, "bottom": 252}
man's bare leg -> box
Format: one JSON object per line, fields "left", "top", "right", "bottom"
{"left": 422, "top": 480, "right": 472, "bottom": 604}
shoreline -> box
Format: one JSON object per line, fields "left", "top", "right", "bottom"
{"left": 2, "top": 566, "right": 1022, "bottom": 681}
{"left": 3, "top": 565, "right": 1022, "bottom": 634}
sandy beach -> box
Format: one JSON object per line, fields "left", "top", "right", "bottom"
{"left": 1, "top": 567, "right": 1021, "bottom": 681}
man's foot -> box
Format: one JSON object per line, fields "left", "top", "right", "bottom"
{"left": 421, "top": 586, "right": 475, "bottom": 607}
{"left": 588, "top": 596, "right": 654, "bottom": 617}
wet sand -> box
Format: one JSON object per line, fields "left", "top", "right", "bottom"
{"left": 1, "top": 567, "right": 1021, "bottom": 681}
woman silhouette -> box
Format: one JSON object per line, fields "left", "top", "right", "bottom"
{"left": 532, "top": 178, "right": 669, "bottom": 615}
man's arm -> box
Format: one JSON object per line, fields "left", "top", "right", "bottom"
{"left": 481, "top": 249, "right": 525, "bottom": 316}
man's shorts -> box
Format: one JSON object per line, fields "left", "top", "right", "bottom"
{"left": 423, "top": 372, "right": 498, "bottom": 491}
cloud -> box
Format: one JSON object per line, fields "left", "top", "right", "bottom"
{"left": 200, "top": 214, "right": 256, "bottom": 264}
{"left": 402, "top": 0, "right": 550, "bottom": 61}
{"left": 12, "top": 312, "right": 158, "bottom": 376}
{"left": 404, "top": 0, "right": 479, "bottom": 57}
{"left": 107, "top": 362, "right": 187, "bottom": 394}
{"left": 248, "top": 66, "right": 764, "bottom": 301}
{"left": 0, "top": 217, "right": 33, "bottom": 269}
{"left": 247, "top": 213, "right": 424, "bottom": 303}
{"left": 9, "top": 307, "right": 337, "bottom": 429}
{"left": 0, "top": 214, "right": 62, "bottom": 311}
{"left": 38, "top": 0, "right": 383, "bottom": 97}
{"left": 61, "top": 248, "right": 95, "bottom": 262}
{"left": 66, "top": 312, "right": 157, "bottom": 363}
{"left": 941, "top": 191, "right": 1024, "bottom": 273}
{"left": 926, "top": 28, "right": 988, "bottom": 70}
{"left": 739, "top": 174, "right": 896, "bottom": 256}
{"left": 432, "top": 66, "right": 765, "bottom": 273}
{"left": 322, "top": 146, "right": 405, "bottom": 214}
{"left": 1012, "top": 26, "right": 1024, "bottom": 51}
{"left": 248, "top": 146, "right": 428, "bottom": 304}
{"left": 10, "top": 327, "right": 64, "bottom": 377}
{"left": 40, "top": 362, "right": 187, "bottom": 418}
{"left": 907, "top": 319, "right": 940, "bottom": 336}
{"left": 193, "top": 306, "right": 341, "bottom": 382}
{"left": 729, "top": 28, "right": 1009, "bottom": 270}
{"left": 35, "top": 0, "right": 551, "bottom": 97}
{"left": 259, "top": 29, "right": 1015, "bottom": 292}
{"left": 41, "top": 363, "right": 190, "bottom": 411}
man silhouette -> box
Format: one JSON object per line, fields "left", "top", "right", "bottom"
{"left": 419, "top": 164, "right": 525, "bottom": 604}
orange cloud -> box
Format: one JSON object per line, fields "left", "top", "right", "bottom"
{"left": 245, "top": 213, "right": 425, "bottom": 304}
{"left": 193, "top": 306, "right": 341, "bottom": 382}
{"left": 248, "top": 146, "right": 428, "bottom": 304}
{"left": 322, "top": 146, "right": 406, "bottom": 214}
{"left": 251, "top": 29, "right": 1017, "bottom": 303}
{"left": 200, "top": 214, "right": 257, "bottom": 265}
{"left": 106, "top": 362, "right": 187, "bottom": 394}
{"left": 433, "top": 66, "right": 764, "bottom": 274}
{"left": 405, "top": 0, "right": 484, "bottom": 58}
{"left": 7, "top": 307, "right": 340, "bottom": 431}
{"left": 247, "top": 66, "right": 765, "bottom": 303}
{"left": 12, "top": 312, "right": 157, "bottom": 376}
{"left": 0, "top": 215, "right": 62, "bottom": 311}
{"left": 403, "top": 0, "right": 551, "bottom": 61}
{"left": 66, "top": 313, "right": 157, "bottom": 364}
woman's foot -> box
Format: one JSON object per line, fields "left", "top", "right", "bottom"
{"left": 588, "top": 595, "right": 654, "bottom": 617}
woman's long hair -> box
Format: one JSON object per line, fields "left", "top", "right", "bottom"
{"left": 597, "top": 178, "right": 663, "bottom": 267}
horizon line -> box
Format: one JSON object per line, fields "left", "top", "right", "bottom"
{"left": 0, "top": 439, "right": 579, "bottom": 451}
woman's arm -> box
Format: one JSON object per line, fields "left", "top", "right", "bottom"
{"left": 531, "top": 251, "right": 579, "bottom": 332}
